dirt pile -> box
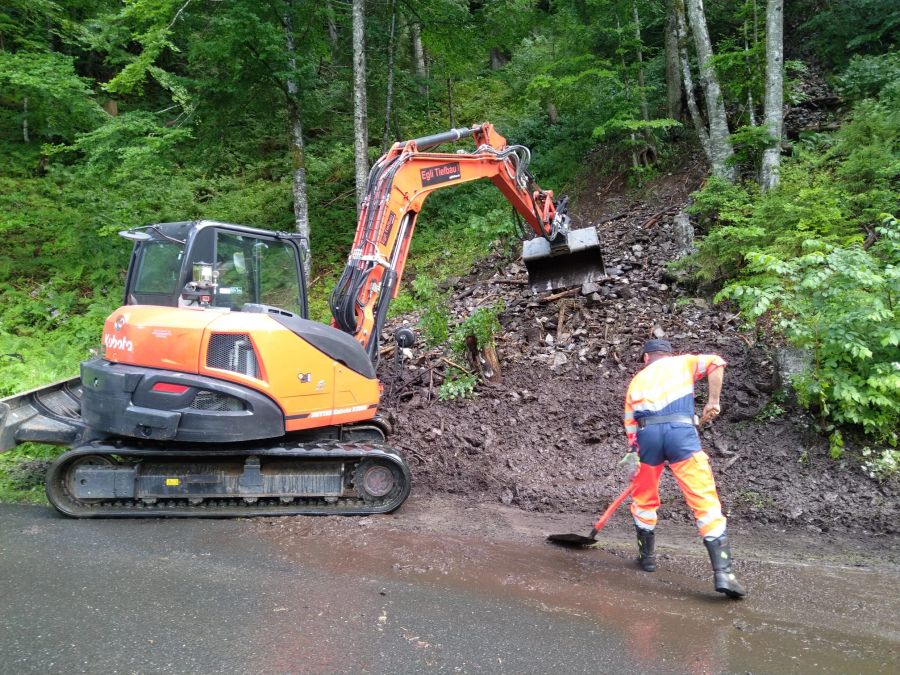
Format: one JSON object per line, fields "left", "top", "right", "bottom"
{"left": 378, "top": 157, "right": 898, "bottom": 536}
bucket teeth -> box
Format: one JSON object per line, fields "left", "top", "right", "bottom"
{"left": 523, "top": 228, "right": 605, "bottom": 294}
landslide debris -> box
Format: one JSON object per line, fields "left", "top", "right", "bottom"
{"left": 378, "top": 157, "right": 898, "bottom": 536}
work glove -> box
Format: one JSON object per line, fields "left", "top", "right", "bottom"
{"left": 700, "top": 402, "right": 721, "bottom": 427}
{"left": 618, "top": 449, "right": 640, "bottom": 481}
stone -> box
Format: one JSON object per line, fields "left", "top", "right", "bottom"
{"left": 552, "top": 352, "right": 569, "bottom": 368}
{"left": 581, "top": 281, "right": 601, "bottom": 295}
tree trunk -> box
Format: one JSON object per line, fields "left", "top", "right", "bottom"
{"left": 743, "top": 21, "right": 757, "bottom": 126}
{"left": 547, "top": 101, "right": 559, "bottom": 125}
{"left": 381, "top": 0, "right": 397, "bottom": 154}
{"left": 684, "top": 0, "right": 735, "bottom": 181}
{"left": 489, "top": 47, "right": 508, "bottom": 70}
{"left": 410, "top": 20, "right": 426, "bottom": 96}
{"left": 615, "top": 15, "right": 640, "bottom": 168}
{"left": 447, "top": 76, "right": 454, "bottom": 127}
{"left": 675, "top": 1, "right": 711, "bottom": 160}
{"left": 664, "top": 0, "right": 683, "bottom": 121}
{"left": 283, "top": 0, "right": 311, "bottom": 279}
{"left": 22, "top": 97, "right": 29, "bottom": 143}
{"left": 324, "top": 0, "right": 339, "bottom": 61}
{"left": 760, "top": 0, "right": 784, "bottom": 191}
{"left": 352, "top": 0, "right": 369, "bottom": 213}
{"left": 632, "top": 1, "right": 656, "bottom": 162}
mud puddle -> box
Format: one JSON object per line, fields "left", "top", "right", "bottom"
{"left": 257, "top": 496, "right": 899, "bottom": 673}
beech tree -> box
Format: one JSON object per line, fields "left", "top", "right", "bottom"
{"left": 352, "top": 0, "right": 369, "bottom": 213}
{"left": 760, "top": 0, "right": 784, "bottom": 191}
{"left": 283, "top": 0, "right": 311, "bottom": 277}
{"left": 684, "top": 0, "right": 735, "bottom": 181}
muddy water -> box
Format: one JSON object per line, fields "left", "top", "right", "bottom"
{"left": 259, "top": 497, "right": 899, "bottom": 674}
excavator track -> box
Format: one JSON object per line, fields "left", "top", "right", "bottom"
{"left": 46, "top": 442, "right": 411, "bottom": 518}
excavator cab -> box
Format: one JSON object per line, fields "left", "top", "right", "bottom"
{"left": 121, "top": 221, "right": 308, "bottom": 316}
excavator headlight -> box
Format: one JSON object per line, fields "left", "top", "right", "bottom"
{"left": 193, "top": 262, "right": 214, "bottom": 284}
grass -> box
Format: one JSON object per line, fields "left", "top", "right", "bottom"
{"left": 0, "top": 444, "right": 61, "bottom": 504}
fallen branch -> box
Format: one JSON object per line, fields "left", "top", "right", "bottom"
{"left": 723, "top": 453, "right": 742, "bottom": 471}
{"left": 480, "top": 277, "right": 528, "bottom": 286}
{"left": 441, "top": 356, "right": 472, "bottom": 374}
{"left": 538, "top": 287, "right": 579, "bottom": 303}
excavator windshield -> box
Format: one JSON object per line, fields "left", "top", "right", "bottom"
{"left": 122, "top": 221, "right": 307, "bottom": 315}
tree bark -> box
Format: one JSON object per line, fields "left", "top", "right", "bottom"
{"left": 22, "top": 97, "right": 29, "bottom": 143}
{"left": 324, "top": 0, "right": 339, "bottom": 61}
{"left": 632, "top": 1, "right": 656, "bottom": 162}
{"left": 352, "top": 0, "right": 369, "bottom": 213}
{"left": 447, "top": 76, "right": 454, "bottom": 128}
{"left": 381, "top": 0, "right": 397, "bottom": 154}
{"left": 684, "top": 0, "right": 735, "bottom": 181}
{"left": 760, "top": 0, "right": 784, "bottom": 191}
{"left": 410, "top": 20, "right": 427, "bottom": 96}
{"left": 674, "top": 2, "right": 711, "bottom": 160}
{"left": 283, "top": 0, "right": 311, "bottom": 278}
{"left": 664, "top": 0, "right": 683, "bottom": 121}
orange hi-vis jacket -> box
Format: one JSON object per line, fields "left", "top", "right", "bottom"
{"left": 623, "top": 353, "right": 727, "bottom": 448}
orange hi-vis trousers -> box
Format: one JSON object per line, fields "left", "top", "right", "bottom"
{"left": 630, "top": 450, "right": 726, "bottom": 540}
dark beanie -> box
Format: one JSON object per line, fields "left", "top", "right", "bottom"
{"left": 642, "top": 339, "right": 673, "bottom": 355}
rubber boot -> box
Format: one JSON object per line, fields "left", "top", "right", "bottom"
{"left": 635, "top": 526, "right": 657, "bottom": 572}
{"left": 704, "top": 533, "right": 746, "bottom": 599}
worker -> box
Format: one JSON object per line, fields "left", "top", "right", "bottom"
{"left": 620, "top": 339, "right": 746, "bottom": 599}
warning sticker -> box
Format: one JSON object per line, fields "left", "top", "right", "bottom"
{"left": 420, "top": 161, "right": 461, "bottom": 187}
{"left": 165, "top": 478, "right": 180, "bottom": 486}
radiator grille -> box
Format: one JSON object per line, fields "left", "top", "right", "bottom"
{"left": 190, "top": 390, "right": 245, "bottom": 411}
{"left": 206, "top": 333, "right": 259, "bottom": 378}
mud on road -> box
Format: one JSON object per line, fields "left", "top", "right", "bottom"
{"left": 257, "top": 495, "right": 899, "bottom": 673}
{"left": 378, "top": 156, "right": 898, "bottom": 540}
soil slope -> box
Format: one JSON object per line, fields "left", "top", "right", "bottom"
{"left": 378, "top": 156, "right": 898, "bottom": 538}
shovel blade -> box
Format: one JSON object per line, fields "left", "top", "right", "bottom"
{"left": 524, "top": 228, "right": 605, "bottom": 294}
{"left": 546, "top": 533, "right": 598, "bottom": 548}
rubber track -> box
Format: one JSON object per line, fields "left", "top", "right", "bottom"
{"left": 46, "top": 442, "right": 411, "bottom": 518}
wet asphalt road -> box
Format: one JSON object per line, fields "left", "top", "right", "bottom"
{"left": 1, "top": 502, "right": 898, "bottom": 674}
{"left": 0, "top": 504, "right": 640, "bottom": 674}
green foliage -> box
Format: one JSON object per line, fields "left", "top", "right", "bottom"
{"left": 451, "top": 301, "right": 505, "bottom": 356}
{"left": 437, "top": 369, "right": 477, "bottom": 401}
{"left": 411, "top": 277, "right": 451, "bottom": 347}
{"left": 756, "top": 389, "right": 787, "bottom": 421}
{"left": 0, "top": 50, "right": 103, "bottom": 141}
{"left": 829, "top": 430, "right": 845, "bottom": 460}
{"left": 0, "top": 444, "right": 60, "bottom": 504}
{"left": 718, "top": 216, "right": 899, "bottom": 441}
{"left": 800, "top": 0, "right": 900, "bottom": 68}
{"left": 836, "top": 53, "right": 900, "bottom": 103}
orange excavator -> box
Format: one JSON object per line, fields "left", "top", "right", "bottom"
{"left": 0, "top": 123, "right": 604, "bottom": 517}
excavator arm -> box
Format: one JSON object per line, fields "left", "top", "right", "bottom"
{"left": 330, "top": 123, "right": 603, "bottom": 363}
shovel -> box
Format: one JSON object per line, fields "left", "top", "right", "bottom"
{"left": 547, "top": 481, "right": 636, "bottom": 548}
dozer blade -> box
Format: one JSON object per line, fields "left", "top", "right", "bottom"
{"left": 523, "top": 227, "right": 605, "bottom": 294}
{"left": 0, "top": 377, "right": 85, "bottom": 452}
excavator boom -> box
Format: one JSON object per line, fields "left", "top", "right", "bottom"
{"left": 331, "top": 123, "right": 604, "bottom": 361}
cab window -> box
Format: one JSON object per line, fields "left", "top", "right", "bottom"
{"left": 213, "top": 231, "right": 301, "bottom": 314}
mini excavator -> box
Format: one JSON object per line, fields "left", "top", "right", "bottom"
{"left": 0, "top": 123, "right": 604, "bottom": 517}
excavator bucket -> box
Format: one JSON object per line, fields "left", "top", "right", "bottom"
{"left": 0, "top": 377, "right": 85, "bottom": 453}
{"left": 523, "top": 227, "right": 606, "bottom": 294}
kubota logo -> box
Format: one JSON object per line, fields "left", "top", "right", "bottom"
{"left": 103, "top": 332, "right": 134, "bottom": 352}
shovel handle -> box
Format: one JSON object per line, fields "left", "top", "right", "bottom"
{"left": 591, "top": 482, "right": 636, "bottom": 533}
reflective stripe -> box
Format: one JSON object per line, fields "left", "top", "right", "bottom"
{"left": 696, "top": 508, "right": 723, "bottom": 528}
{"left": 701, "top": 521, "right": 726, "bottom": 539}
{"left": 633, "top": 506, "right": 657, "bottom": 520}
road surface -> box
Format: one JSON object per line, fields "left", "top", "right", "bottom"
{"left": 1, "top": 499, "right": 897, "bottom": 673}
